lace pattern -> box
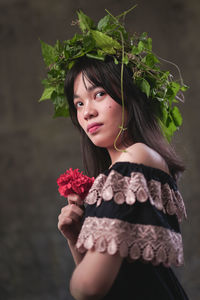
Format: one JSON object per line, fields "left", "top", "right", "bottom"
{"left": 85, "top": 170, "right": 187, "bottom": 222}
{"left": 76, "top": 217, "right": 184, "bottom": 267}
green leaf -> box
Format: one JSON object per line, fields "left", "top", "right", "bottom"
{"left": 39, "top": 86, "right": 55, "bottom": 102}
{"left": 51, "top": 92, "right": 66, "bottom": 107}
{"left": 142, "top": 53, "right": 159, "bottom": 68}
{"left": 159, "top": 119, "right": 176, "bottom": 142}
{"left": 53, "top": 104, "right": 69, "bottom": 118}
{"left": 97, "top": 15, "right": 111, "bottom": 31}
{"left": 123, "top": 55, "right": 129, "bottom": 65}
{"left": 160, "top": 71, "right": 170, "bottom": 81}
{"left": 91, "top": 30, "right": 121, "bottom": 53}
{"left": 181, "top": 84, "right": 189, "bottom": 92}
{"left": 146, "top": 38, "right": 152, "bottom": 51}
{"left": 166, "top": 82, "right": 181, "bottom": 104}
{"left": 160, "top": 106, "right": 168, "bottom": 123}
{"left": 137, "top": 78, "right": 151, "bottom": 97}
{"left": 86, "top": 53, "right": 105, "bottom": 60}
{"left": 67, "top": 61, "right": 75, "bottom": 70}
{"left": 69, "top": 33, "right": 83, "bottom": 44}
{"left": 131, "top": 45, "right": 140, "bottom": 55}
{"left": 171, "top": 82, "right": 180, "bottom": 94}
{"left": 132, "top": 40, "right": 147, "bottom": 55}
{"left": 139, "top": 33, "right": 152, "bottom": 50}
{"left": 114, "top": 57, "right": 119, "bottom": 64}
{"left": 77, "top": 10, "right": 95, "bottom": 32}
{"left": 159, "top": 105, "right": 181, "bottom": 141}
{"left": 40, "top": 40, "right": 56, "bottom": 66}
{"left": 171, "top": 106, "right": 182, "bottom": 127}
{"left": 41, "top": 78, "right": 49, "bottom": 88}
{"left": 138, "top": 40, "right": 145, "bottom": 53}
{"left": 82, "top": 34, "right": 96, "bottom": 51}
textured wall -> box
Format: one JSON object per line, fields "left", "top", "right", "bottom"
{"left": 0, "top": 0, "right": 199, "bottom": 299}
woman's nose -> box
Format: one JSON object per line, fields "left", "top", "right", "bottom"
{"left": 83, "top": 102, "right": 98, "bottom": 120}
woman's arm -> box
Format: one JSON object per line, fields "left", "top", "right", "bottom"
{"left": 70, "top": 250, "right": 123, "bottom": 300}
{"left": 67, "top": 239, "right": 85, "bottom": 266}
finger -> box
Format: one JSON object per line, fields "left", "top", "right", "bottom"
{"left": 58, "top": 214, "right": 72, "bottom": 224}
{"left": 61, "top": 204, "right": 84, "bottom": 217}
{"left": 59, "top": 213, "right": 79, "bottom": 224}
{"left": 59, "top": 205, "right": 84, "bottom": 223}
{"left": 70, "top": 204, "right": 85, "bottom": 216}
{"left": 68, "top": 194, "right": 84, "bottom": 206}
{"left": 58, "top": 217, "right": 72, "bottom": 230}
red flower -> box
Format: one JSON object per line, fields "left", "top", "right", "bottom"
{"left": 57, "top": 168, "right": 94, "bottom": 200}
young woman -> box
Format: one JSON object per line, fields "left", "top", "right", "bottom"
{"left": 57, "top": 57, "right": 189, "bottom": 300}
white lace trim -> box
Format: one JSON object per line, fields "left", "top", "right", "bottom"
{"left": 76, "top": 217, "right": 184, "bottom": 267}
{"left": 85, "top": 170, "right": 187, "bottom": 222}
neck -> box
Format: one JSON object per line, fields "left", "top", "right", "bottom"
{"left": 107, "top": 139, "right": 134, "bottom": 167}
{"left": 107, "top": 147, "right": 125, "bottom": 166}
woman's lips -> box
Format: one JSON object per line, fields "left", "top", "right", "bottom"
{"left": 88, "top": 124, "right": 103, "bottom": 133}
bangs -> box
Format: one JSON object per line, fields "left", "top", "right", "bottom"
{"left": 81, "top": 66, "right": 106, "bottom": 90}
{"left": 65, "top": 57, "right": 123, "bottom": 107}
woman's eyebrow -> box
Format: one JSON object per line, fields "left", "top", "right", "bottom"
{"left": 73, "top": 94, "right": 80, "bottom": 100}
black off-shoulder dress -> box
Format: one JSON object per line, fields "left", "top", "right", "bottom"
{"left": 76, "top": 162, "right": 189, "bottom": 300}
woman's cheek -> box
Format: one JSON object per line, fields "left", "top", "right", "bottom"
{"left": 77, "top": 113, "right": 84, "bottom": 129}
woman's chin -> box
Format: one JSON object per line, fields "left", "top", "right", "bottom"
{"left": 89, "top": 137, "right": 111, "bottom": 149}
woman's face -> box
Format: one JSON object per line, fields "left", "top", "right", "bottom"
{"left": 73, "top": 72, "right": 128, "bottom": 149}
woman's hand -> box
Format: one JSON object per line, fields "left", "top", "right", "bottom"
{"left": 58, "top": 194, "right": 85, "bottom": 244}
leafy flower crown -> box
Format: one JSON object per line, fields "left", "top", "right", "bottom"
{"left": 39, "top": 6, "right": 188, "bottom": 141}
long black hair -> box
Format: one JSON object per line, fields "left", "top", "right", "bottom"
{"left": 64, "top": 56, "right": 185, "bottom": 179}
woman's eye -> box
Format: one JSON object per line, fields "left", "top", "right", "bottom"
{"left": 95, "top": 91, "right": 105, "bottom": 98}
{"left": 75, "top": 101, "right": 83, "bottom": 108}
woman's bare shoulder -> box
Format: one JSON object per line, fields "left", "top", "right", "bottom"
{"left": 117, "top": 143, "right": 170, "bottom": 174}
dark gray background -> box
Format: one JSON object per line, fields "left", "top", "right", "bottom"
{"left": 0, "top": 0, "right": 199, "bottom": 299}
